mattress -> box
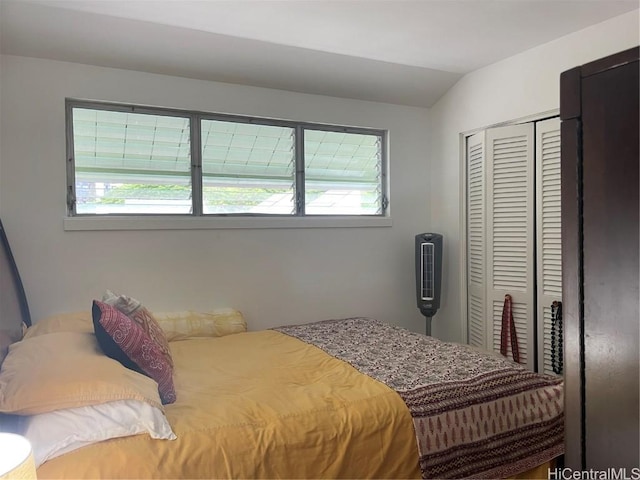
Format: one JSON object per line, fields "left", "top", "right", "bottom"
{"left": 35, "top": 317, "right": 563, "bottom": 479}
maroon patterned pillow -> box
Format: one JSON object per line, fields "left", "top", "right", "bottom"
{"left": 92, "top": 301, "right": 176, "bottom": 404}
{"left": 101, "top": 290, "right": 173, "bottom": 368}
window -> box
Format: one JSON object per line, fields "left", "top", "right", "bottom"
{"left": 67, "top": 100, "right": 388, "bottom": 218}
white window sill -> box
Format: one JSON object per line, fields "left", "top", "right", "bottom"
{"left": 63, "top": 215, "right": 393, "bottom": 231}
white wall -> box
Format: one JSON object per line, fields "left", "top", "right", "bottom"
{"left": 429, "top": 10, "right": 639, "bottom": 342}
{"left": 0, "top": 55, "right": 432, "bottom": 331}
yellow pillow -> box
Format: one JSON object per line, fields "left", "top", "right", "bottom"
{"left": 0, "top": 332, "right": 163, "bottom": 415}
{"left": 25, "top": 309, "right": 246, "bottom": 342}
{"left": 153, "top": 308, "right": 246, "bottom": 342}
{"left": 23, "top": 311, "right": 93, "bottom": 339}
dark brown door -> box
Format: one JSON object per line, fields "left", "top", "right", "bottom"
{"left": 581, "top": 56, "right": 639, "bottom": 470}
{"left": 561, "top": 47, "right": 639, "bottom": 470}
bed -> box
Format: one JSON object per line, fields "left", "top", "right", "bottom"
{"left": 0, "top": 219, "right": 563, "bottom": 479}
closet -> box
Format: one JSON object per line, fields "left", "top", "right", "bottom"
{"left": 560, "top": 47, "right": 639, "bottom": 469}
{"left": 466, "top": 117, "right": 561, "bottom": 374}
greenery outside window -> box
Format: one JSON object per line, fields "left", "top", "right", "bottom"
{"left": 67, "top": 100, "right": 388, "bottom": 217}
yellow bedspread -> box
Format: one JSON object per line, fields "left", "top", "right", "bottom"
{"left": 37, "top": 330, "right": 421, "bottom": 479}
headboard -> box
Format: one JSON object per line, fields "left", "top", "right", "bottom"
{"left": 0, "top": 218, "right": 31, "bottom": 365}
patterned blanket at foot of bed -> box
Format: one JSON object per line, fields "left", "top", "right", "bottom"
{"left": 275, "top": 318, "right": 564, "bottom": 479}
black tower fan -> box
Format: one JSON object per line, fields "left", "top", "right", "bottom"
{"left": 415, "top": 233, "right": 443, "bottom": 335}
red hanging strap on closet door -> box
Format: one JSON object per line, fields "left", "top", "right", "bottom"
{"left": 500, "top": 294, "right": 520, "bottom": 363}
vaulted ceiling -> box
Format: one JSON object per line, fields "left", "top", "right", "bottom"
{"left": 1, "top": 0, "right": 637, "bottom": 107}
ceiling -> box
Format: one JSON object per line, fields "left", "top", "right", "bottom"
{"left": 1, "top": 0, "right": 638, "bottom": 107}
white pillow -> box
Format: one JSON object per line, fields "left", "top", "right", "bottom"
{"left": 23, "top": 399, "right": 176, "bottom": 467}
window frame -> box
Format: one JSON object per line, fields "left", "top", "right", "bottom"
{"left": 65, "top": 99, "right": 389, "bottom": 222}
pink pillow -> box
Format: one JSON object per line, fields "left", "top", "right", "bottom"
{"left": 92, "top": 301, "right": 176, "bottom": 404}
{"left": 101, "top": 290, "right": 173, "bottom": 367}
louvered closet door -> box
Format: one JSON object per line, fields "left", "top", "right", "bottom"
{"left": 535, "top": 118, "right": 562, "bottom": 375}
{"left": 485, "top": 124, "right": 535, "bottom": 370}
{"left": 467, "top": 133, "right": 485, "bottom": 348}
